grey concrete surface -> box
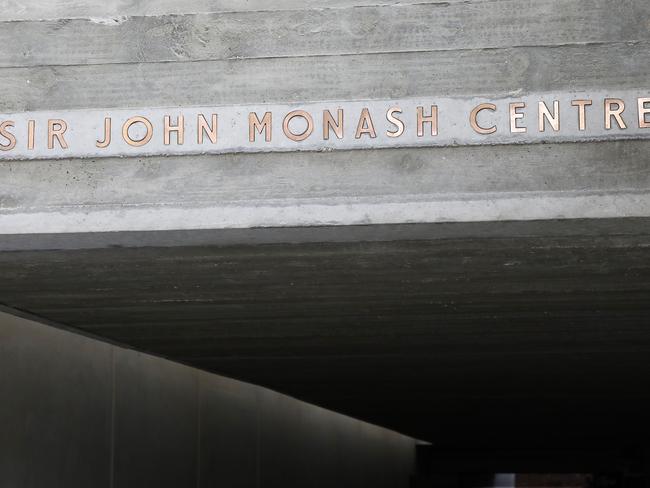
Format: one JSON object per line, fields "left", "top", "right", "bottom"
{"left": 0, "top": 309, "right": 418, "bottom": 488}
{"left": 1, "top": 140, "right": 649, "bottom": 233}
{"left": 1, "top": 0, "right": 647, "bottom": 67}
{"left": 0, "top": 0, "right": 647, "bottom": 235}
{"left": 6, "top": 142, "right": 645, "bottom": 208}
{"left": 1, "top": 0, "right": 649, "bottom": 473}
{"left": 1, "top": 0, "right": 648, "bottom": 235}
{"left": 0, "top": 0, "right": 445, "bottom": 22}
{"left": 3, "top": 43, "right": 649, "bottom": 114}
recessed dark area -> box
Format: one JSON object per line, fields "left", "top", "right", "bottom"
{"left": 3, "top": 219, "right": 649, "bottom": 476}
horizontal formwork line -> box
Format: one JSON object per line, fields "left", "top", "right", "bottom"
{"left": 0, "top": 1, "right": 480, "bottom": 22}
{"left": 0, "top": 41, "right": 640, "bottom": 71}
{"left": 0, "top": 0, "right": 647, "bottom": 69}
{"left": 5, "top": 188, "right": 650, "bottom": 213}
{"left": 1, "top": 191, "right": 649, "bottom": 235}
{"left": 1, "top": 42, "right": 648, "bottom": 113}
{"left": 0, "top": 0, "right": 498, "bottom": 23}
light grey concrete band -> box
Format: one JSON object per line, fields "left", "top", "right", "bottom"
{"left": 1, "top": 90, "right": 648, "bottom": 161}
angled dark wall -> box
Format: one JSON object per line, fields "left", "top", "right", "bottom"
{"left": 0, "top": 310, "right": 417, "bottom": 488}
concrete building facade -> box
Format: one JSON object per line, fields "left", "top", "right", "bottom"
{"left": 1, "top": 0, "right": 649, "bottom": 486}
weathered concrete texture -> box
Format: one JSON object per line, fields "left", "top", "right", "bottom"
{"left": 0, "top": 0, "right": 648, "bottom": 236}
{"left": 2, "top": 141, "right": 648, "bottom": 207}
{"left": 1, "top": 0, "right": 649, "bottom": 469}
{"left": 2, "top": 42, "right": 649, "bottom": 113}
{"left": 0, "top": 0, "right": 647, "bottom": 67}
{"left": 1, "top": 141, "right": 648, "bottom": 233}
{"left": 0, "top": 0, "right": 450, "bottom": 22}
{"left": 0, "top": 309, "right": 417, "bottom": 488}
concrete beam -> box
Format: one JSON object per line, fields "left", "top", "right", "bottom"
{"left": 1, "top": 142, "right": 649, "bottom": 234}
{"left": 0, "top": 0, "right": 647, "bottom": 235}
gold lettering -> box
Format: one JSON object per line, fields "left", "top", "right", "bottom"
{"left": 323, "top": 109, "right": 344, "bottom": 140}
{"left": 638, "top": 97, "right": 650, "bottom": 129}
{"left": 0, "top": 121, "right": 16, "bottom": 151}
{"left": 197, "top": 114, "right": 218, "bottom": 144}
{"left": 122, "top": 116, "right": 153, "bottom": 147}
{"left": 571, "top": 99, "right": 592, "bottom": 131}
{"left": 96, "top": 117, "right": 111, "bottom": 148}
{"left": 355, "top": 108, "right": 376, "bottom": 139}
{"left": 416, "top": 106, "right": 438, "bottom": 137}
{"left": 509, "top": 102, "right": 526, "bottom": 133}
{"left": 164, "top": 115, "right": 185, "bottom": 145}
{"left": 605, "top": 98, "right": 627, "bottom": 130}
{"left": 469, "top": 103, "right": 497, "bottom": 134}
{"left": 538, "top": 100, "right": 560, "bottom": 132}
{"left": 27, "top": 120, "right": 35, "bottom": 150}
{"left": 249, "top": 112, "right": 272, "bottom": 142}
{"left": 48, "top": 119, "right": 68, "bottom": 149}
{"left": 283, "top": 110, "right": 314, "bottom": 142}
{"left": 386, "top": 107, "right": 405, "bottom": 138}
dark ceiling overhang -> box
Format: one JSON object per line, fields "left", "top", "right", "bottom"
{"left": 1, "top": 218, "right": 650, "bottom": 451}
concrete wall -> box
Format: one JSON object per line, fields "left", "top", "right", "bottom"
{"left": 1, "top": 0, "right": 649, "bottom": 235}
{"left": 0, "top": 309, "right": 417, "bottom": 488}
